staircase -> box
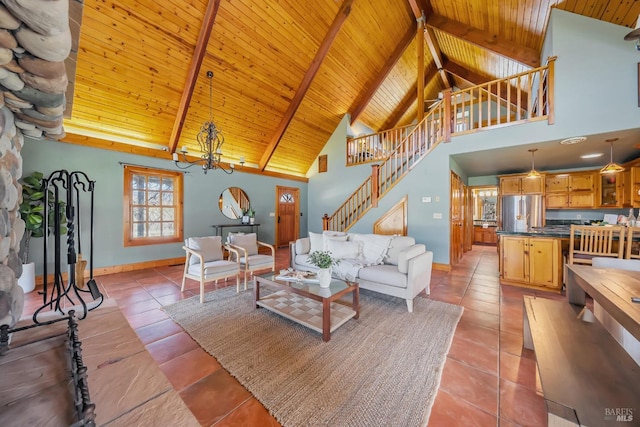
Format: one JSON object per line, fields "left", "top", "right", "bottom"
{"left": 324, "top": 57, "right": 556, "bottom": 232}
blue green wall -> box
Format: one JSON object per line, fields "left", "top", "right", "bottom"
{"left": 21, "top": 139, "right": 308, "bottom": 274}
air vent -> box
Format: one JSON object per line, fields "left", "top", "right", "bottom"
{"left": 560, "top": 136, "right": 587, "bottom": 145}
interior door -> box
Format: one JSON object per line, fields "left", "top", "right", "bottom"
{"left": 276, "top": 186, "right": 300, "bottom": 248}
{"left": 449, "top": 171, "right": 464, "bottom": 266}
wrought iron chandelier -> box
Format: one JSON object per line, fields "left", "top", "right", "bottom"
{"left": 172, "top": 71, "right": 244, "bottom": 174}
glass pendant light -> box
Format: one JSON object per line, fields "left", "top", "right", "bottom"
{"left": 526, "top": 149, "right": 541, "bottom": 179}
{"left": 599, "top": 138, "right": 624, "bottom": 174}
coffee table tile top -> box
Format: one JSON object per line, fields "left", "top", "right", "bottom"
{"left": 257, "top": 291, "right": 356, "bottom": 334}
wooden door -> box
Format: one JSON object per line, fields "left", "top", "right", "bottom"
{"left": 546, "top": 174, "right": 569, "bottom": 193}
{"left": 449, "top": 171, "right": 464, "bottom": 266}
{"left": 569, "top": 172, "right": 594, "bottom": 191}
{"left": 276, "top": 186, "right": 299, "bottom": 248}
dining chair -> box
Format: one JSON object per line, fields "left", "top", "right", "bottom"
{"left": 625, "top": 226, "right": 640, "bottom": 260}
{"left": 181, "top": 236, "right": 241, "bottom": 303}
{"left": 568, "top": 224, "right": 625, "bottom": 265}
{"left": 226, "top": 232, "right": 275, "bottom": 289}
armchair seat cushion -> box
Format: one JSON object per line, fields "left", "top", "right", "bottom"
{"left": 188, "top": 260, "right": 238, "bottom": 277}
{"left": 357, "top": 264, "right": 407, "bottom": 289}
{"left": 239, "top": 254, "right": 273, "bottom": 269}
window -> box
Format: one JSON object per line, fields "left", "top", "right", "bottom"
{"left": 123, "top": 165, "right": 183, "bottom": 246}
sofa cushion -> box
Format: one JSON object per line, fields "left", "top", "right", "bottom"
{"left": 186, "top": 236, "right": 223, "bottom": 265}
{"left": 357, "top": 264, "right": 407, "bottom": 289}
{"left": 326, "top": 239, "right": 359, "bottom": 259}
{"left": 398, "top": 244, "right": 426, "bottom": 274}
{"left": 294, "top": 254, "right": 316, "bottom": 270}
{"left": 228, "top": 233, "right": 258, "bottom": 256}
{"left": 385, "top": 236, "right": 416, "bottom": 265}
{"left": 295, "top": 237, "right": 310, "bottom": 255}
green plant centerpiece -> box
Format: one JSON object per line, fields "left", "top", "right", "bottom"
{"left": 308, "top": 250, "right": 339, "bottom": 288}
{"left": 307, "top": 250, "right": 340, "bottom": 269}
{"left": 19, "top": 171, "right": 67, "bottom": 264}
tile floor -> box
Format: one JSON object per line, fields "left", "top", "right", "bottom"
{"left": 21, "top": 245, "right": 557, "bottom": 426}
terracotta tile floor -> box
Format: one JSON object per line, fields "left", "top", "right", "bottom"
{"left": 21, "top": 245, "right": 555, "bottom": 426}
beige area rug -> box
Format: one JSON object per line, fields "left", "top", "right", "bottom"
{"left": 163, "top": 287, "right": 463, "bottom": 427}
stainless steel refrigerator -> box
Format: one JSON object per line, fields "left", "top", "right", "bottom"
{"left": 501, "top": 195, "right": 544, "bottom": 231}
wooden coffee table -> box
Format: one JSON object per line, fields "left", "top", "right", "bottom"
{"left": 254, "top": 272, "right": 360, "bottom": 342}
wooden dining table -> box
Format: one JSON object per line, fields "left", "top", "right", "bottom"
{"left": 566, "top": 264, "right": 640, "bottom": 342}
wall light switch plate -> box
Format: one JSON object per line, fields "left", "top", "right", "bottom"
{"left": 433, "top": 213, "right": 443, "bottom": 219}
{"left": 435, "top": 196, "right": 440, "bottom": 202}
{"left": 269, "top": 212, "right": 275, "bottom": 217}
{"left": 422, "top": 196, "right": 431, "bottom": 203}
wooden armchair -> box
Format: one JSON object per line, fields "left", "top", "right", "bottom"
{"left": 568, "top": 225, "right": 625, "bottom": 265}
{"left": 625, "top": 226, "right": 640, "bottom": 260}
{"left": 181, "top": 236, "right": 240, "bottom": 303}
{"left": 226, "top": 232, "right": 275, "bottom": 289}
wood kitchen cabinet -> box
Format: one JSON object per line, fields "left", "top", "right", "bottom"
{"left": 473, "top": 226, "right": 498, "bottom": 245}
{"left": 598, "top": 171, "right": 627, "bottom": 208}
{"left": 631, "top": 167, "right": 640, "bottom": 207}
{"left": 499, "top": 174, "right": 544, "bottom": 195}
{"left": 500, "top": 236, "right": 562, "bottom": 290}
{"left": 545, "top": 172, "right": 595, "bottom": 208}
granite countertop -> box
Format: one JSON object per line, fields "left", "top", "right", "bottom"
{"left": 497, "top": 225, "right": 572, "bottom": 237}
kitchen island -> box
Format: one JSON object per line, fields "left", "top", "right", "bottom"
{"left": 497, "top": 225, "right": 572, "bottom": 291}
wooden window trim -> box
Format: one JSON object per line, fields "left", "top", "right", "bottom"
{"left": 123, "top": 165, "right": 184, "bottom": 247}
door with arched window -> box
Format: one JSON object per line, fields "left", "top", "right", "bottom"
{"left": 276, "top": 186, "right": 300, "bottom": 247}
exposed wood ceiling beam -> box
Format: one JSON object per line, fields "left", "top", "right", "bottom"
{"left": 444, "top": 59, "right": 528, "bottom": 109}
{"left": 259, "top": 0, "right": 354, "bottom": 171}
{"left": 416, "top": 16, "right": 425, "bottom": 122}
{"left": 168, "top": 0, "right": 222, "bottom": 154}
{"left": 381, "top": 67, "right": 438, "bottom": 130}
{"left": 406, "top": 0, "right": 431, "bottom": 19}
{"left": 350, "top": 23, "right": 416, "bottom": 126}
{"left": 427, "top": 14, "right": 540, "bottom": 69}
{"left": 424, "top": 25, "right": 450, "bottom": 88}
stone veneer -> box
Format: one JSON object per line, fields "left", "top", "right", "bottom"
{"left": 0, "top": 0, "right": 77, "bottom": 329}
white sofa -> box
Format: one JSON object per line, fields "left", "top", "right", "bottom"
{"left": 290, "top": 232, "right": 433, "bottom": 312}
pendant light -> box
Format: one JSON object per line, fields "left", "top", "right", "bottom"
{"left": 599, "top": 138, "right": 624, "bottom": 174}
{"left": 526, "top": 149, "right": 541, "bottom": 179}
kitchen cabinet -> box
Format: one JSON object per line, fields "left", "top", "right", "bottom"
{"left": 631, "top": 167, "right": 640, "bottom": 207}
{"left": 500, "top": 236, "right": 562, "bottom": 290}
{"left": 473, "top": 226, "right": 497, "bottom": 245}
{"left": 545, "top": 172, "right": 595, "bottom": 208}
{"left": 499, "top": 174, "right": 544, "bottom": 196}
{"left": 598, "top": 171, "right": 627, "bottom": 208}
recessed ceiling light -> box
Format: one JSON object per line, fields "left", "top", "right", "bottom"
{"left": 560, "top": 136, "right": 587, "bottom": 145}
{"left": 581, "top": 153, "right": 604, "bottom": 159}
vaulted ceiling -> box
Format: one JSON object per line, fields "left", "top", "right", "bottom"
{"left": 60, "top": 0, "right": 640, "bottom": 179}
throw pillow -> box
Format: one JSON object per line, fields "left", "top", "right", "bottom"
{"left": 187, "top": 236, "right": 223, "bottom": 265}
{"left": 295, "top": 237, "right": 310, "bottom": 255}
{"left": 326, "top": 239, "right": 359, "bottom": 259}
{"left": 323, "top": 234, "right": 348, "bottom": 250}
{"left": 309, "top": 231, "right": 324, "bottom": 254}
{"left": 228, "top": 233, "right": 258, "bottom": 256}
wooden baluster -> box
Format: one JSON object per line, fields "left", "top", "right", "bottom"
{"left": 442, "top": 88, "right": 452, "bottom": 142}
{"left": 547, "top": 56, "right": 556, "bottom": 125}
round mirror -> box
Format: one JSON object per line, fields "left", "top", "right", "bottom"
{"left": 219, "top": 187, "right": 250, "bottom": 220}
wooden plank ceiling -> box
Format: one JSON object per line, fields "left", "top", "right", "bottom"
{"left": 62, "top": 0, "right": 640, "bottom": 178}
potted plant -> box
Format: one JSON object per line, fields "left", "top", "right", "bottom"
{"left": 307, "top": 250, "right": 340, "bottom": 288}
{"left": 18, "top": 171, "right": 67, "bottom": 292}
{"left": 248, "top": 208, "right": 255, "bottom": 225}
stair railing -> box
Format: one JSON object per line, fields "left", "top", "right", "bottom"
{"left": 324, "top": 57, "right": 556, "bottom": 231}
